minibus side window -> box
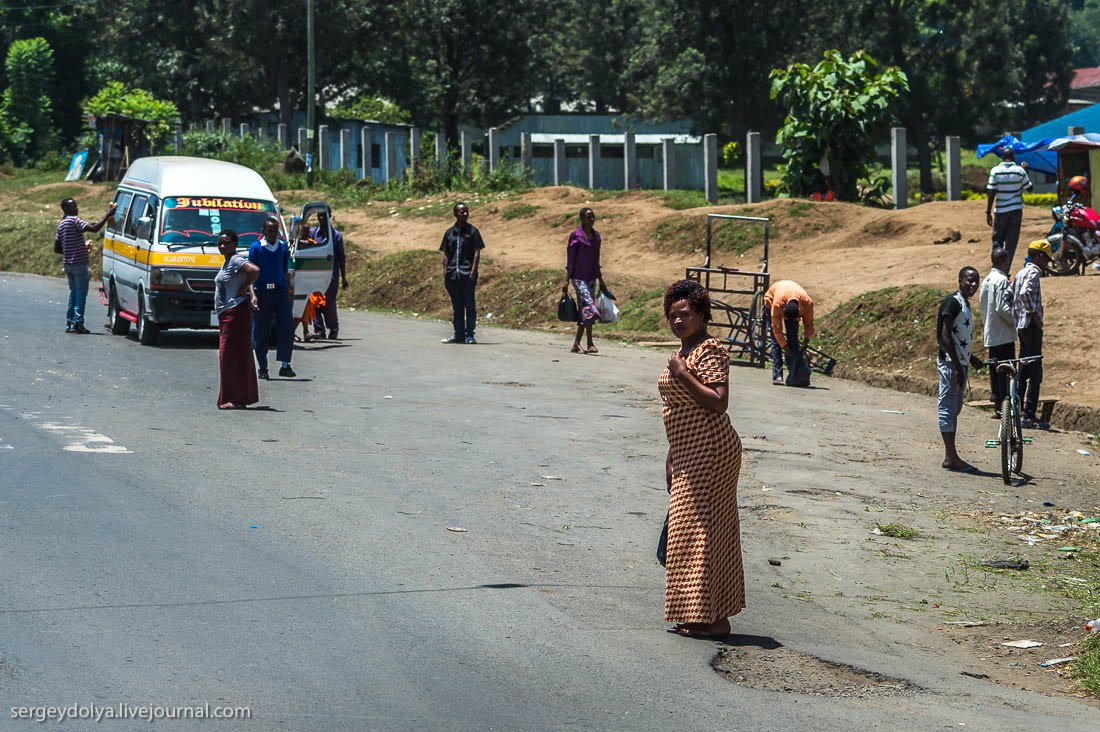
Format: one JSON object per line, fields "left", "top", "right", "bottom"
{"left": 125, "top": 195, "right": 148, "bottom": 238}
{"left": 108, "top": 191, "right": 133, "bottom": 235}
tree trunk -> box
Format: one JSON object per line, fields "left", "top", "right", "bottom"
{"left": 278, "top": 58, "right": 290, "bottom": 129}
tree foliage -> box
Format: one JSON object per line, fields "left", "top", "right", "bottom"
{"left": 330, "top": 96, "right": 411, "bottom": 124}
{"left": 84, "top": 82, "right": 180, "bottom": 146}
{"left": 771, "top": 50, "right": 908, "bottom": 202}
{"left": 0, "top": 37, "right": 58, "bottom": 165}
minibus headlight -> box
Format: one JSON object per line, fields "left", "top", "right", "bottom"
{"left": 150, "top": 268, "right": 184, "bottom": 286}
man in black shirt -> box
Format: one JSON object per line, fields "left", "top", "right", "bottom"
{"left": 439, "top": 202, "right": 485, "bottom": 344}
{"left": 937, "top": 266, "right": 985, "bottom": 473}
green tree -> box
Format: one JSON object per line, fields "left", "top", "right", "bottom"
{"left": 330, "top": 95, "right": 411, "bottom": 124}
{"left": 0, "top": 37, "right": 59, "bottom": 165}
{"left": 770, "top": 50, "right": 908, "bottom": 201}
{"left": 391, "top": 0, "right": 542, "bottom": 143}
{"left": 84, "top": 81, "right": 180, "bottom": 148}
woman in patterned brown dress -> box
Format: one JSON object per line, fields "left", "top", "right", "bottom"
{"left": 658, "top": 279, "right": 745, "bottom": 639}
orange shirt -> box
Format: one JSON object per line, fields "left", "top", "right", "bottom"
{"left": 764, "top": 280, "right": 815, "bottom": 349}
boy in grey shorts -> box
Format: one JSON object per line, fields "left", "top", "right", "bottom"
{"left": 937, "top": 266, "right": 985, "bottom": 473}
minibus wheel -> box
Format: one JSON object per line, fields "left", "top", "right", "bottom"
{"left": 108, "top": 283, "right": 130, "bottom": 336}
{"left": 136, "top": 288, "right": 160, "bottom": 346}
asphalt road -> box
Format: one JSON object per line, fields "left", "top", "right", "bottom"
{"left": 1, "top": 272, "right": 1096, "bottom": 730}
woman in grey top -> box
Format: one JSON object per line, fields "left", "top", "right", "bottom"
{"left": 214, "top": 229, "right": 260, "bottom": 409}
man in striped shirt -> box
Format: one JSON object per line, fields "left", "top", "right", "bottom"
{"left": 985, "top": 149, "right": 1032, "bottom": 269}
{"left": 54, "top": 197, "right": 116, "bottom": 333}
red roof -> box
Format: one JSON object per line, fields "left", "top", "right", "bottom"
{"left": 1072, "top": 67, "right": 1100, "bottom": 90}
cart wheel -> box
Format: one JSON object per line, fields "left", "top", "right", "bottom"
{"left": 748, "top": 290, "right": 767, "bottom": 358}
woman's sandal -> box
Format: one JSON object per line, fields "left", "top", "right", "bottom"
{"left": 585, "top": 345, "right": 598, "bottom": 354}
{"left": 570, "top": 345, "right": 583, "bottom": 353}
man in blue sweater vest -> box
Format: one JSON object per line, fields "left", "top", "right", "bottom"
{"left": 248, "top": 217, "right": 296, "bottom": 379}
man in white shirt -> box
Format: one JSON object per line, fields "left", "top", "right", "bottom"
{"left": 985, "top": 150, "right": 1032, "bottom": 269}
{"left": 979, "top": 247, "right": 1016, "bottom": 418}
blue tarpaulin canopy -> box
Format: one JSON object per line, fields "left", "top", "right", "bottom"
{"left": 977, "top": 134, "right": 1059, "bottom": 177}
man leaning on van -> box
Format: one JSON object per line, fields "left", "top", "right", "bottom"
{"left": 249, "top": 217, "right": 296, "bottom": 379}
{"left": 55, "top": 197, "right": 116, "bottom": 333}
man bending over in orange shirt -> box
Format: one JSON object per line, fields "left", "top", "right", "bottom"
{"left": 764, "top": 280, "right": 815, "bottom": 385}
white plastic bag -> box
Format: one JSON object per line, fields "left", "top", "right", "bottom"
{"left": 597, "top": 290, "right": 619, "bottom": 323}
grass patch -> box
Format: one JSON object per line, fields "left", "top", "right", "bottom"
{"left": 815, "top": 286, "right": 954, "bottom": 369}
{"left": 548, "top": 211, "right": 577, "bottom": 228}
{"left": 1075, "top": 634, "right": 1100, "bottom": 699}
{"left": 876, "top": 523, "right": 917, "bottom": 539}
{"left": 20, "top": 184, "right": 88, "bottom": 205}
{"left": 502, "top": 203, "right": 540, "bottom": 220}
{"left": 615, "top": 288, "right": 666, "bottom": 334}
{"left": 654, "top": 189, "right": 710, "bottom": 210}
{"left": 652, "top": 214, "right": 765, "bottom": 255}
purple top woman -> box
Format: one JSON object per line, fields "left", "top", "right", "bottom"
{"left": 561, "top": 207, "right": 606, "bottom": 353}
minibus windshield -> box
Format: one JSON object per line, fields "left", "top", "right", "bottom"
{"left": 159, "top": 196, "right": 279, "bottom": 247}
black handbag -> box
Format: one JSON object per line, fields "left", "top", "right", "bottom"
{"left": 657, "top": 512, "right": 669, "bottom": 566}
{"left": 557, "top": 291, "right": 578, "bottom": 322}
{"left": 54, "top": 238, "right": 62, "bottom": 254}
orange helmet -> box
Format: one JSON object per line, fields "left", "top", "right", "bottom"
{"left": 1069, "top": 175, "right": 1089, "bottom": 192}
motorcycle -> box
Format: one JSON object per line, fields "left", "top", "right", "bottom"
{"left": 1044, "top": 190, "right": 1100, "bottom": 276}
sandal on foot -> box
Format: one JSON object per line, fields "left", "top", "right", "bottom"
{"left": 585, "top": 345, "right": 598, "bottom": 354}
{"left": 570, "top": 345, "right": 583, "bottom": 353}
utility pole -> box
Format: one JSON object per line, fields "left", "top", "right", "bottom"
{"left": 306, "top": 0, "right": 316, "bottom": 187}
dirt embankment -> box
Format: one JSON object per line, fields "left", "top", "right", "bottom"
{"left": 5, "top": 180, "right": 1099, "bottom": 432}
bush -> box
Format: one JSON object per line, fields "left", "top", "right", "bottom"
{"left": 180, "top": 131, "right": 285, "bottom": 173}
{"left": 723, "top": 141, "right": 740, "bottom": 167}
{"left": 1023, "top": 193, "right": 1058, "bottom": 206}
{"left": 0, "top": 37, "right": 58, "bottom": 166}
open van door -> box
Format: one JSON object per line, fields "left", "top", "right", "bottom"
{"left": 289, "top": 202, "right": 335, "bottom": 319}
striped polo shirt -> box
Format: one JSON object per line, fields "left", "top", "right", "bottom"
{"left": 56, "top": 215, "right": 91, "bottom": 265}
{"left": 986, "top": 162, "right": 1032, "bottom": 214}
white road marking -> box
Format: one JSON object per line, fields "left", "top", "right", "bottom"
{"left": 0, "top": 405, "right": 133, "bottom": 454}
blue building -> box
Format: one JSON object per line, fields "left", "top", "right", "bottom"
{"left": 493, "top": 114, "right": 704, "bottom": 189}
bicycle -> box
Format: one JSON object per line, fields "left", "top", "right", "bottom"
{"left": 985, "top": 355, "right": 1043, "bottom": 485}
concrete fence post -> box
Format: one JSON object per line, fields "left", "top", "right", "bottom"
{"left": 946, "top": 136, "right": 961, "bottom": 202}
{"left": 520, "top": 132, "right": 532, "bottom": 171}
{"left": 891, "top": 127, "right": 907, "bottom": 210}
{"left": 222, "top": 118, "right": 231, "bottom": 136}
{"left": 173, "top": 125, "right": 183, "bottom": 154}
{"left": 460, "top": 131, "right": 472, "bottom": 174}
{"left": 623, "top": 131, "right": 638, "bottom": 190}
{"left": 340, "top": 128, "right": 351, "bottom": 169}
{"left": 488, "top": 127, "right": 500, "bottom": 171}
{"left": 410, "top": 127, "right": 421, "bottom": 165}
{"left": 297, "top": 127, "right": 307, "bottom": 155}
{"left": 436, "top": 132, "right": 447, "bottom": 164}
{"left": 553, "top": 138, "right": 566, "bottom": 186}
{"left": 359, "top": 126, "right": 372, "bottom": 179}
{"left": 385, "top": 131, "right": 398, "bottom": 182}
{"left": 746, "top": 131, "right": 762, "bottom": 204}
{"left": 588, "top": 134, "right": 600, "bottom": 189}
{"left": 318, "top": 125, "right": 329, "bottom": 170}
{"left": 277, "top": 123, "right": 288, "bottom": 148}
{"left": 662, "top": 138, "right": 676, "bottom": 191}
{"left": 704, "top": 133, "right": 718, "bottom": 204}
{"left": 239, "top": 122, "right": 248, "bottom": 138}
{"left": 205, "top": 120, "right": 215, "bottom": 134}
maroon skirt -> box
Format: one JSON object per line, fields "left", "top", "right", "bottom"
{"left": 218, "top": 301, "right": 259, "bottom": 407}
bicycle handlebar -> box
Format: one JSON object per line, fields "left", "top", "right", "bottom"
{"left": 984, "top": 355, "right": 1044, "bottom": 367}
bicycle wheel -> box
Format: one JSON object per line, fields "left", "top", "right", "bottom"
{"left": 999, "top": 405, "right": 1013, "bottom": 485}
{"left": 748, "top": 290, "right": 767, "bottom": 360}
{"left": 1012, "top": 400, "right": 1024, "bottom": 475}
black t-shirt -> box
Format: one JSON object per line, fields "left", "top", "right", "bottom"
{"left": 439, "top": 224, "right": 485, "bottom": 279}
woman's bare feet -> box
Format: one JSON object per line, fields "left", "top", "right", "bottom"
{"left": 218, "top": 403, "right": 236, "bottom": 410}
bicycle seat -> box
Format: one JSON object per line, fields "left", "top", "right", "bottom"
{"left": 996, "top": 363, "right": 1017, "bottom": 375}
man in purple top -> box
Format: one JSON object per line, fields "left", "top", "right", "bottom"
{"left": 55, "top": 197, "right": 116, "bottom": 333}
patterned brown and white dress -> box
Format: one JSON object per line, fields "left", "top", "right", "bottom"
{"left": 658, "top": 337, "right": 745, "bottom": 623}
